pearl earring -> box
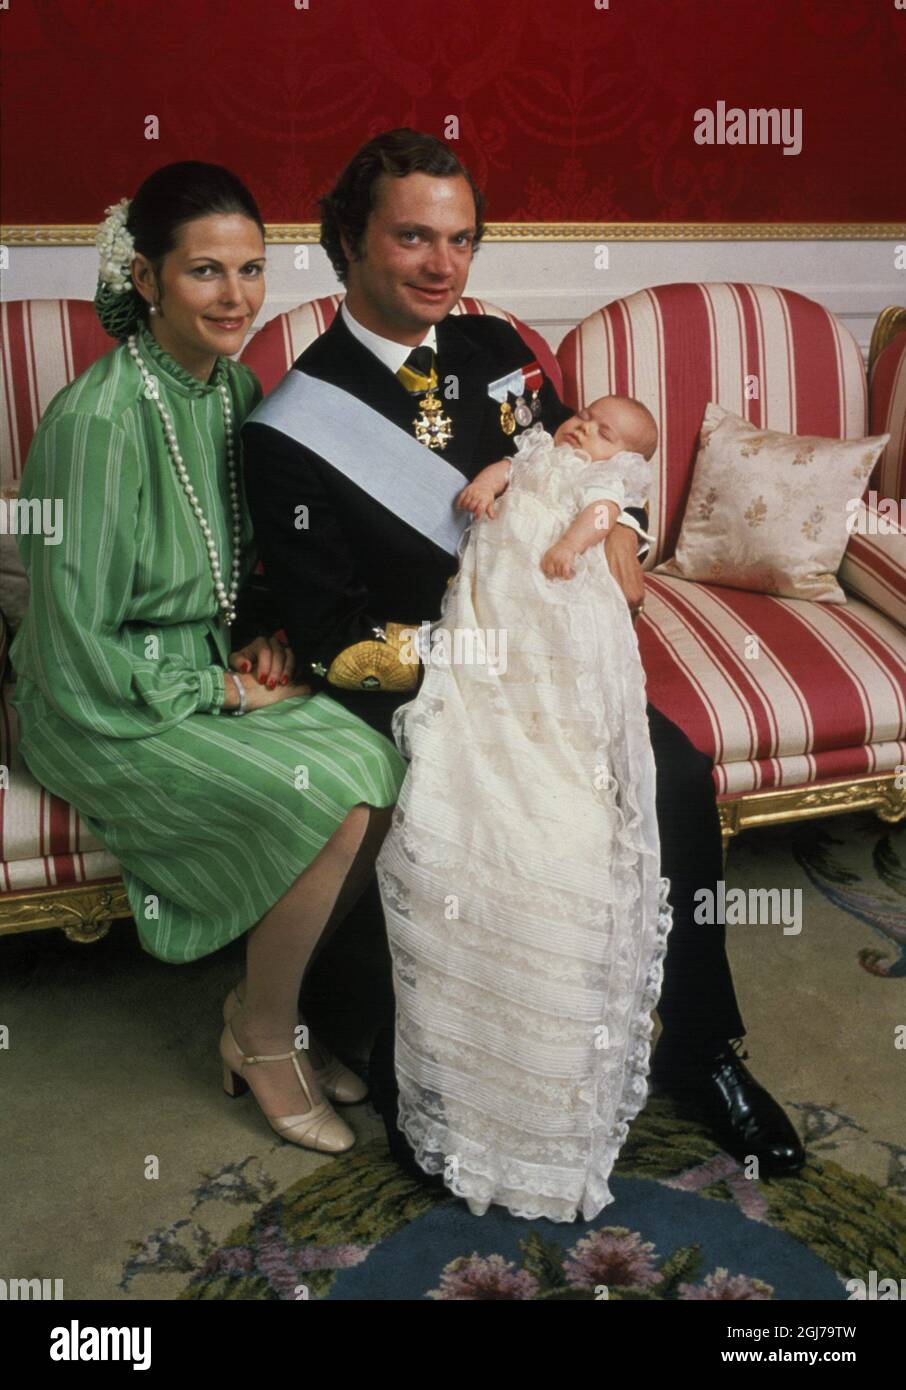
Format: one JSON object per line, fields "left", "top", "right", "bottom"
{"left": 149, "top": 304, "right": 158, "bottom": 316}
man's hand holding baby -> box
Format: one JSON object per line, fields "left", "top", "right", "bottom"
{"left": 605, "top": 525, "right": 646, "bottom": 619}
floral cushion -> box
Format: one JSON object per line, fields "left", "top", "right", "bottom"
{"left": 655, "top": 403, "right": 890, "bottom": 602}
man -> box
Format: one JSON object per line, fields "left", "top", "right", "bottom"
{"left": 242, "top": 128, "right": 805, "bottom": 1183}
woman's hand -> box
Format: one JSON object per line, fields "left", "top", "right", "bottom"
{"left": 222, "top": 669, "right": 312, "bottom": 712}
{"left": 541, "top": 541, "right": 579, "bottom": 580}
{"left": 229, "top": 633, "right": 296, "bottom": 690}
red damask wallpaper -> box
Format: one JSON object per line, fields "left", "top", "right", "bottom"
{"left": 2, "top": 0, "right": 904, "bottom": 226}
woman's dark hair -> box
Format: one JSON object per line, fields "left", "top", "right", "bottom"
{"left": 95, "top": 161, "right": 264, "bottom": 339}
{"left": 128, "top": 161, "right": 264, "bottom": 275}
{"left": 319, "top": 129, "right": 486, "bottom": 284}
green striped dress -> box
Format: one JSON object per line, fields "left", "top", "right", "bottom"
{"left": 9, "top": 321, "right": 407, "bottom": 963}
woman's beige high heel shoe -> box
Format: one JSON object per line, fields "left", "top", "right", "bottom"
{"left": 219, "top": 1021, "right": 355, "bottom": 1155}
{"left": 223, "top": 984, "right": 368, "bottom": 1105}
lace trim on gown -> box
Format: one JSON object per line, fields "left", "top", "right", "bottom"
{"left": 376, "top": 424, "right": 673, "bottom": 1223}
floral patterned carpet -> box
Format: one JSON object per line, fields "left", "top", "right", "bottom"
{"left": 175, "top": 1102, "right": 905, "bottom": 1301}
{"left": 171, "top": 812, "right": 905, "bottom": 1301}
{"left": 4, "top": 810, "right": 905, "bottom": 1301}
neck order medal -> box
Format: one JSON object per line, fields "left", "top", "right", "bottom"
{"left": 398, "top": 354, "right": 453, "bottom": 451}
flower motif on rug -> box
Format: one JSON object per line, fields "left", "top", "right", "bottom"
{"left": 168, "top": 1100, "right": 906, "bottom": 1302}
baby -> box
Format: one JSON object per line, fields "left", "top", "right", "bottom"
{"left": 378, "top": 392, "right": 672, "bottom": 1222}
{"left": 456, "top": 394, "right": 658, "bottom": 579}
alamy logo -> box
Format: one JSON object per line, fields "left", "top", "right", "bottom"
{"left": 0, "top": 495, "right": 63, "bottom": 545}
{"left": 49, "top": 1321, "right": 151, "bottom": 1370}
{"left": 845, "top": 493, "right": 906, "bottom": 534}
{"left": 694, "top": 101, "right": 802, "bottom": 156}
{"left": 400, "top": 621, "right": 508, "bottom": 675}
{"left": 693, "top": 881, "right": 802, "bottom": 934}
{"left": 0, "top": 1275, "right": 63, "bottom": 1299}
{"left": 845, "top": 1272, "right": 905, "bottom": 1300}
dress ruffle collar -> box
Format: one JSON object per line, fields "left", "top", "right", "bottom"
{"left": 133, "top": 320, "right": 229, "bottom": 397}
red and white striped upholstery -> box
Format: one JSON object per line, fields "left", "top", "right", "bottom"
{"left": 868, "top": 329, "right": 906, "bottom": 500}
{"left": 839, "top": 332, "right": 906, "bottom": 630}
{"left": 2, "top": 299, "right": 118, "bottom": 492}
{"left": 1, "top": 683, "right": 120, "bottom": 893}
{"left": 557, "top": 283, "right": 868, "bottom": 569}
{"left": 636, "top": 575, "right": 906, "bottom": 796}
{"left": 557, "top": 284, "right": 906, "bottom": 799}
{"left": 1, "top": 300, "right": 120, "bottom": 894}
{"left": 240, "top": 294, "right": 563, "bottom": 397}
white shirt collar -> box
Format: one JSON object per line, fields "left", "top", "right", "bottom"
{"left": 340, "top": 298, "right": 437, "bottom": 375}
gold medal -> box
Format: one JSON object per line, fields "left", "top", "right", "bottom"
{"left": 499, "top": 401, "right": 516, "bottom": 435}
{"left": 414, "top": 390, "right": 454, "bottom": 450}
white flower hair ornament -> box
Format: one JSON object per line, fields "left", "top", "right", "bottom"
{"left": 93, "top": 198, "right": 146, "bottom": 339}
{"left": 96, "top": 199, "right": 135, "bottom": 291}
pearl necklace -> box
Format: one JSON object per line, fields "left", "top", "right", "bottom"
{"left": 127, "top": 333, "right": 241, "bottom": 625}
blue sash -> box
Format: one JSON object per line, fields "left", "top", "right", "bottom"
{"left": 246, "top": 370, "right": 471, "bottom": 556}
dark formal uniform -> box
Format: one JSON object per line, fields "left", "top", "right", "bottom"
{"left": 242, "top": 308, "right": 745, "bottom": 1164}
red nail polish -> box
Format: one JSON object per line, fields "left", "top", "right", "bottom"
{"left": 268, "top": 679, "right": 276, "bottom": 689}
{"left": 281, "top": 675, "right": 288, "bottom": 685}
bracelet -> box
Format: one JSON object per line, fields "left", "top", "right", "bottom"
{"left": 226, "top": 669, "right": 247, "bottom": 716}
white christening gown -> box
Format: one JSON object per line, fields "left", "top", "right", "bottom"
{"left": 375, "top": 423, "right": 673, "bottom": 1223}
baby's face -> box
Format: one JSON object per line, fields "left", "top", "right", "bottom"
{"left": 554, "top": 397, "right": 641, "bottom": 461}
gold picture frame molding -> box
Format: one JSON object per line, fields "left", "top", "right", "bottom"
{"left": 3, "top": 221, "right": 906, "bottom": 246}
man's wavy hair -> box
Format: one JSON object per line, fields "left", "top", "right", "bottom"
{"left": 319, "top": 128, "right": 486, "bottom": 284}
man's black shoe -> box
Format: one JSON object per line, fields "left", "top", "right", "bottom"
{"left": 650, "top": 1038, "right": 806, "bottom": 1176}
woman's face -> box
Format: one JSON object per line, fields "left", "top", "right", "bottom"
{"left": 132, "top": 212, "right": 266, "bottom": 374}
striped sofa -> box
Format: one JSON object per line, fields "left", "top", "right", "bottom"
{"left": 1, "top": 289, "right": 903, "bottom": 942}
{"left": 1, "top": 301, "right": 125, "bottom": 941}
{"left": 557, "top": 285, "right": 906, "bottom": 846}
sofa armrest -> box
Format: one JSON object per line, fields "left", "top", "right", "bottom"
{"left": 839, "top": 502, "right": 906, "bottom": 632}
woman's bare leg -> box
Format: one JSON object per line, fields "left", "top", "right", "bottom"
{"left": 305, "top": 803, "right": 393, "bottom": 973}
{"left": 229, "top": 803, "right": 393, "bottom": 1118}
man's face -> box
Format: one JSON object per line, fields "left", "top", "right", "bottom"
{"left": 341, "top": 172, "right": 477, "bottom": 341}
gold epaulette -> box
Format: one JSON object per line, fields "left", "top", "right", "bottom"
{"left": 325, "top": 622, "right": 419, "bottom": 692}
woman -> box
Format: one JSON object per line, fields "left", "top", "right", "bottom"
{"left": 9, "top": 162, "right": 407, "bottom": 1155}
